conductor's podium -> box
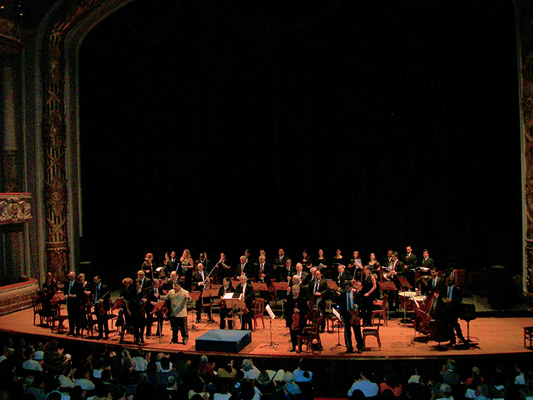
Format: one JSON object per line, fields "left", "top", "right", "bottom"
{"left": 196, "top": 329, "right": 252, "bottom": 353}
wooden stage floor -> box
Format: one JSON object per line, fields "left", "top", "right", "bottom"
{"left": 1, "top": 307, "right": 533, "bottom": 360}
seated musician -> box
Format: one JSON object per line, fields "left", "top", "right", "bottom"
{"left": 284, "top": 284, "right": 308, "bottom": 352}
{"left": 338, "top": 280, "right": 364, "bottom": 354}
{"left": 91, "top": 275, "right": 110, "bottom": 340}
{"left": 218, "top": 277, "right": 235, "bottom": 330}
{"left": 192, "top": 263, "right": 213, "bottom": 324}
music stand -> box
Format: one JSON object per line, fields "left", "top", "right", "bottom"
{"left": 252, "top": 282, "right": 269, "bottom": 292}
{"left": 151, "top": 301, "right": 166, "bottom": 341}
{"left": 272, "top": 282, "right": 289, "bottom": 314}
{"left": 260, "top": 304, "right": 278, "bottom": 350}
{"left": 397, "top": 276, "right": 412, "bottom": 291}
{"left": 330, "top": 308, "right": 345, "bottom": 350}
{"left": 189, "top": 291, "right": 201, "bottom": 331}
{"left": 202, "top": 289, "right": 219, "bottom": 326}
{"left": 327, "top": 281, "right": 339, "bottom": 291}
{"left": 224, "top": 298, "right": 245, "bottom": 329}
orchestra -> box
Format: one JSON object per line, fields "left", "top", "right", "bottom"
{"left": 43, "top": 247, "right": 462, "bottom": 351}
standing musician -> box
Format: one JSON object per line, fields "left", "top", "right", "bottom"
{"left": 218, "top": 277, "right": 235, "bottom": 330}
{"left": 145, "top": 279, "right": 165, "bottom": 338}
{"left": 235, "top": 256, "right": 252, "bottom": 279}
{"left": 403, "top": 246, "right": 417, "bottom": 286}
{"left": 236, "top": 274, "right": 255, "bottom": 330}
{"left": 335, "top": 264, "right": 351, "bottom": 291}
{"left": 437, "top": 273, "right": 467, "bottom": 345}
{"left": 192, "top": 263, "right": 214, "bottom": 323}
{"left": 338, "top": 280, "right": 364, "bottom": 354}
{"left": 119, "top": 277, "right": 135, "bottom": 344}
{"left": 160, "top": 279, "right": 190, "bottom": 345}
{"left": 167, "top": 251, "right": 179, "bottom": 274}
{"left": 91, "top": 275, "right": 110, "bottom": 340}
{"left": 65, "top": 271, "right": 83, "bottom": 336}
{"left": 133, "top": 280, "right": 147, "bottom": 345}
{"left": 284, "top": 284, "right": 309, "bottom": 352}
{"left": 216, "top": 252, "right": 232, "bottom": 281}
{"left": 136, "top": 270, "right": 152, "bottom": 296}
{"left": 279, "top": 258, "right": 294, "bottom": 284}
{"left": 255, "top": 255, "right": 274, "bottom": 285}
{"left": 310, "top": 268, "right": 328, "bottom": 333}
{"left": 348, "top": 251, "right": 363, "bottom": 281}
{"left": 180, "top": 249, "right": 195, "bottom": 290}
{"left": 360, "top": 265, "right": 378, "bottom": 327}
{"left": 142, "top": 253, "right": 156, "bottom": 280}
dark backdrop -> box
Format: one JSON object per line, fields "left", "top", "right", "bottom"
{"left": 79, "top": 0, "right": 522, "bottom": 285}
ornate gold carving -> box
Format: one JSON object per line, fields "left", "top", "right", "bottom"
{"left": 0, "top": 193, "right": 32, "bottom": 225}
{"left": 41, "top": 0, "right": 108, "bottom": 277}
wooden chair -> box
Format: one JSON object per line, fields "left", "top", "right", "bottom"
{"left": 297, "top": 318, "right": 323, "bottom": 355}
{"left": 32, "top": 295, "right": 47, "bottom": 326}
{"left": 362, "top": 315, "right": 381, "bottom": 350}
{"left": 80, "top": 307, "right": 98, "bottom": 338}
{"left": 252, "top": 298, "right": 265, "bottom": 331}
{"left": 49, "top": 299, "right": 68, "bottom": 334}
{"left": 372, "top": 293, "right": 388, "bottom": 326}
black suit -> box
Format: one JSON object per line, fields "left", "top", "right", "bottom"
{"left": 255, "top": 262, "right": 274, "bottom": 285}
{"left": 437, "top": 284, "right": 465, "bottom": 344}
{"left": 218, "top": 284, "right": 235, "bottom": 329}
{"left": 338, "top": 289, "right": 364, "bottom": 352}
{"left": 192, "top": 270, "right": 212, "bottom": 322}
{"left": 65, "top": 279, "right": 83, "bottom": 335}
{"left": 236, "top": 282, "right": 255, "bottom": 330}
{"left": 92, "top": 283, "right": 110, "bottom": 338}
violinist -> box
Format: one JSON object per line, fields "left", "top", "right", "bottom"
{"left": 236, "top": 274, "right": 254, "bottom": 330}
{"left": 145, "top": 279, "right": 164, "bottom": 338}
{"left": 91, "top": 275, "right": 110, "bottom": 340}
{"left": 338, "top": 281, "right": 364, "bottom": 354}
{"left": 284, "top": 284, "right": 308, "bottom": 352}
{"left": 218, "top": 277, "right": 235, "bottom": 330}
{"left": 192, "top": 263, "right": 214, "bottom": 323}
{"left": 142, "top": 253, "right": 155, "bottom": 280}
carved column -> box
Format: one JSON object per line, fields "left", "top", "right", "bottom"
{"left": 517, "top": 0, "right": 533, "bottom": 295}
{"left": 2, "top": 65, "right": 19, "bottom": 193}
{"left": 42, "top": 0, "right": 107, "bottom": 281}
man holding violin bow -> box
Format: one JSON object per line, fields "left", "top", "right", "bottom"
{"left": 91, "top": 274, "right": 110, "bottom": 340}
{"left": 338, "top": 280, "right": 364, "bottom": 354}
{"left": 192, "top": 262, "right": 214, "bottom": 323}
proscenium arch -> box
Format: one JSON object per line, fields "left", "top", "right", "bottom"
{"left": 40, "top": 0, "right": 133, "bottom": 280}
{"left": 39, "top": 0, "right": 531, "bottom": 297}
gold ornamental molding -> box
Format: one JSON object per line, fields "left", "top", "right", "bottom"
{"left": 0, "top": 193, "right": 32, "bottom": 225}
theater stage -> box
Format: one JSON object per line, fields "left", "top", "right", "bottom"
{"left": 1, "top": 307, "right": 533, "bottom": 359}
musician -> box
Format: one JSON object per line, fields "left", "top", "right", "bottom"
{"left": 386, "top": 252, "right": 405, "bottom": 311}
{"left": 196, "top": 252, "right": 210, "bottom": 271}
{"left": 279, "top": 258, "right": 294, "bottom": 283}
{"left": 310, "top": 268, "right": 328, "bottom": 333}
{"left": 217, "top": 252, "right": 232, "bottom": 280}
{"left": 348, "top": 251, "right": 363, "bottom": 281}
{"left": 336, "top": 264, "right": 351, "bottom": 290}
{"left": 235, "top": 256, "right": 252, "bottom": 279}
{"left": 119, "top": 277, "right": 135, "bottom": 343}
{"left": 273, "top": 248, "right": 287, "bottom": 281}
{"left": 437, "top": 273, "right": 467, "bottom": 345}
{"left": 402, "top": 246, "right": 417, "bottom": 285}
{"left": 218, "top": 277, "right": 235, "bottom": 330}
{"left": 142, "top": 253, "right": 156, "bottom": 280}
{"left": 236, "top": 274, "right": 255, "bottom": 330}
{"left": 180, "top": 249, "right": 194, "bottom": 290}
{"left": 145, "top": 279, "right": 164, "bottom": 338}
{"left": 78, "top": 273, "right": 92, "bottom": 311}
{"left": 41, "top": 271, "right": 58, "bottom": 317}
{"left": 360, "top": 265, "right": 378, "bottom": 327}
{"left": 255, "top": 255, "right": 273, "bottom": 285}
{"left": 167, "top": 251, "right": 179, "bottom": 273}
{"left": 338, "top": 281, "right": 364, "bottom": 353}
{"left": 419, "top": 249, "right": 435, "bottom": 272}
{"left": 132, "top": 280, "right": 147, "bottom": 345}
{"left": 160, "top": 279, "right": 191, "bottom": 345}
{"left": 418, "top": 267, "right": 441, "bottom": 296}
{"left": 301, "top": 250, "right": 313, "bottom": 270}
{"left": 368, "top": 253, "right": 381, "bottom": 277}
{"left": 284, "top": 284, "right": 308, "bottom": 352}
{"left": 136, "top": 270, "right": 152, "bottom": 296}
{"left": 91, "top": 275, "right": 110, "bottom": 340}
{"left": 192, "top": 263, "right": 213, "bottom": 323}
{"left": 383, "top": 250, "right": 394, "bottom": 270}
{"left": 291, "top": 263, "right": 311, "bottom": 289}
{"left": 65, "top": 271, "right": 83, "bottom": 336}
